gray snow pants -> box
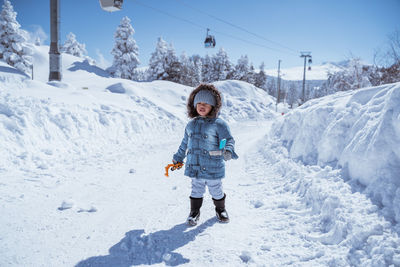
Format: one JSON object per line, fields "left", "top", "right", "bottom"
{"left": 190, "top": 178, "right": 224, "bottom": 200}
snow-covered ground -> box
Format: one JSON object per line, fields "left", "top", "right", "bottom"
{"left": 1, "top": 46, "right": 400, "bottom": 266}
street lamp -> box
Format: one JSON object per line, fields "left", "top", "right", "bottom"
{"left": 49, "top": 0, "right": 123, "bottom": 82}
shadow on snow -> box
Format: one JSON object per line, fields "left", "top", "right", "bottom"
{"left": 0, "top": 65, "right": 29, "bottom": 77}
{"left": 75, "top": 217, "right": 217, "bottom": 266}
{"left": 68, "top": 60, "right": 110, "bottom": 78}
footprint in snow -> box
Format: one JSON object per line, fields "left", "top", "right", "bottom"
{"left": 251, "top": 200, "right": 264, "bottom": 208}
{"left": 58, "top": 200, "right": 97, "bottom": 213}
{"left": 239, "top": 251, "right": 252, "bottom": 263}
{"left": 78, "top": 206, "right": 98, "bottom": 213}
{"left": 58, "top": 200, "right": 74, "bottom": 211}
{"left": 260, "top": 245, "right": 271, "bottom": 251}
{"left": 277, "top": 200, "right": 290, "bottom": 209}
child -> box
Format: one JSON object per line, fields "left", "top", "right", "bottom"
{"left": 173, "top": 84, "right": 238, "bottom": 226}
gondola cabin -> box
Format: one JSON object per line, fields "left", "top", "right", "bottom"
{"left": 99, "top": 0, "right": 123, "bottom": 12}
{"left": 204, "top": 28, "right": 216, "bottom": 48}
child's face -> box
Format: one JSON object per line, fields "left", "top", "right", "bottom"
{"left": 196, "top": 102, "right": 212, "bottom": 117}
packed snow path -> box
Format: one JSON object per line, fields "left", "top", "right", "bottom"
{"left": 2, "top": 121, "right": 399, "bottom": 266}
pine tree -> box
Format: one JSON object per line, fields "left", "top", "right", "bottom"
{"left": 61, "top": 32, "right": 87, "bottom": 58}
{"left": 287, "top": 82, "right": 299, "bottom": 108}
{"left": 190, "top": 55, "right": 202, "bottom": 85}
{"left": 0, "top": 0, "right": 33, "bottom": 74}
{"left": 266, "top": 78, "right": 277, "bottom": 97}
{"left": 233, "top": 55, "right": 250, "bottom": 81}
{"left": 164, "top": 43, "right": 181, "bottom": 83}
{"left": 212, "top": 48, "right": 233, "bottom": 81}
{"left": 110, "top": 16, "right": 140, "bottom": 80}
{"left": 254, "top": 62, "right": 267, "bottom": 88}
{"left": 247, "top": 63, "right": 256, "bottom": 84}
{"left": 180, "top": 52, "right": 199, "bottom": 86}
{"left": 148, "top": 37, "right": 169, "bottom": 81}
{"left": 201, "top": 54, "right": 213, "bottom": 82}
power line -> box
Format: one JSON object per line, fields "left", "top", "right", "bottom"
{"left": 132, "top": 0, "right": 298, "bottom": 57}
{"left": 173, "top": 0, "right": 299, "bottom": 55}
{"left": 133, "top": 0, "right": 205, "bottom": 31}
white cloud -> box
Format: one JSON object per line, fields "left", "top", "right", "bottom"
{"left": 95, "top": 49, "right": 111, "bottom": 69}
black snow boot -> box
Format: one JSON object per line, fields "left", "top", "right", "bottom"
{"left": 187, "top": 196, "right": 203, "bottom": 226}
{"left": 213, "top": 194, "right": 229, "bottom": 223}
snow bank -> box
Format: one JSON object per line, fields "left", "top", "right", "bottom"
{"left": 214, "top": 80, "right": 276, "bottom": 122}
{"left": 0, "top": 45, "right": 277, "bottom": 170}
{"left": 257, "top": 137, "right": 400, "bottom": 266}
{"left": 271, "top": 82, "right": 400, "bottom": 227}
{"left": 0, "top": 81, "right": 183, "bottom": 170}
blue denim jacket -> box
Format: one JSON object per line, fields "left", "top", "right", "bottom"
{"left": 173, "top": 117, "right": 238, "bottom": 179}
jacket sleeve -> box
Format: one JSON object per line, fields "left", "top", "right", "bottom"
{"left": 218, "top": 120, "right": 239, "bottom": 160}
{"left": 173, "top": 126, "right": 188, "bottom": 163}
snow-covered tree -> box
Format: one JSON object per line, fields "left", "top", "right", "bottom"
{"left": 287, "top": 82, "right": 299, "bottom": 108}
{"left": 133, "top": 68, "right": 148, "bottom": 82}
{"left": 147, "top": 39, "right": 182, "bottom": 82}
{"left": 266, "top": 77, "right": 277, "bottom": 97}
{"left": 148, "top": 37, "right": 169, "bottom": 81}
{"left": 0, "top": 0, "right": 32, "bottom": 74}
{"left": 322, "top": 58, "right": 371, "bottom": 93}
{"left": 61, "top": 32, "right": 87, "bottom": 58}
{"left": 34, "top": 37, "right": 41, "bottom": 46}
{"left": 164, "top": 43, "right": 181, "bottom": 83}
{"left": 211, "top": 48, "right": 233, "bottom": 81}
{"left": 233, "top": 55, "right": 250, "bottom": 81}
{"left": 190, "top": 55, "right": 202, "bottom": 85}
{"left": 247, "top": 63, "right": 256, "bottom": 84}
{"left": 110, "top": 16, "right": 140, "bottom": 80}
{"left": 347, "top": 58, "right": 371, "bottom": 89}
{"left": 201, "top": 54, "right": 213, "bottom": 82}
{"left": 179, "top": 52, "right": 199, "bottom": 86}
{"left": 254, "top": 62, "right": 267, "bottom": 89}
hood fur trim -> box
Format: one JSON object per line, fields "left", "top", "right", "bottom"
{"left": 187, "top": 84, "right": 222, "bottom": 118}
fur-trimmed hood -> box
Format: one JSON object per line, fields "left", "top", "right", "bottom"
{"left": 187, "top": 84, "right": 222, "bottom": 118}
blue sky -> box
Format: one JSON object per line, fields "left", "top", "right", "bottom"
{"left": 11, "top": 0, "right": 400, "bottom": 69}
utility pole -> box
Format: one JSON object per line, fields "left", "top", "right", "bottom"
{"left": 49, "top": 0, "right": 61, "bottom": 81}
{"left": 300, "top": 52, "right": 312, "bottom": 104}
{"left": 276, "top": 60, "right": 281, "bottom": 112}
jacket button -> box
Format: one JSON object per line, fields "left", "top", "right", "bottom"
{"left": 203, "top": 150, "right": 207, "bottom": 154}
{"left": 202, "top": 167, "right": 206, "bottom": 170}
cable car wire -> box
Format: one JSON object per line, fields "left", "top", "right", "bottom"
{"left": 173, "top": 0, "right": 299, "bottom": 55}
{"left": 132, "top": 0, "right": 298, "bottom": 56}
{"left": 133, "top": 0, "right": 205, "bottom": 31}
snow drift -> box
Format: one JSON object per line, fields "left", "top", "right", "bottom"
{"left": 0, "top": 45, "right": 276, "bottom": 170}
{"left": 271, "top": 82, "right": 400, "bottom": 227}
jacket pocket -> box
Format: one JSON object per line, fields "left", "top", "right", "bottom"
{"left": 209, "top": 150, "right": 223, "bottom": 156}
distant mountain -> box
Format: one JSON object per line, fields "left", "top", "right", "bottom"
{"left": 321, "top": 60, "right": 351, "bottom": 68}
{"left": 265, "top": 61, "right": 344, "bottom": 81}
